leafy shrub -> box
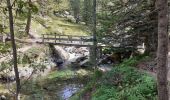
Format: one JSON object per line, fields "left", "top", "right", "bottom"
{"left": 0, "top": 43, "right": 11, "bottom": 53}
{"left": 92, "top": 66, "right": 157, "bottom": 100}
{"left": 72, "top": 56, "right": 157, "bottom": 100}
{"left": 92, "top": 56, "right": 157, "bottom": 100}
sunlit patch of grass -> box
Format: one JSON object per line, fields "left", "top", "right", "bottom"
{"left": 47, "top": 69, "right": 93, "bottom": 80}
{"left": 76, "top": 69, "right": 93, "bottom": 76}
{"left": 71, "top": 56, "right": 157, "bottom": 100}
{"left": 47, "top": 70, "right": 75, "bottom": 79}
{"left": 0, "top": 84, "right": 8, "bottom": 93}
{"left": 31, "top": 20, "right": 48, "bottom": 35}
{"left": 48, "top": 17, "right": 91, "bottom": 35}
{"left": 32, "top": 16, "right": 91, "bottom": 36}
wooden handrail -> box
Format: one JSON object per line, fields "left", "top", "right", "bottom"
{"left": 41, "top": 34, "right": 94, "bottom": 46}
{"left": 42, "top": 34, "right": 90, "bottom": 38}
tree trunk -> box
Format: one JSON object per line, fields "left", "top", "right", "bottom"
{"left": 157, "top": 0, "right": 169, "bottom": 99}
{"left": 92, "top": 0, "right": 97, "bottom": 68}
{"left": 6, "top": 0, "right": 20, "bottom": 100}
{"left": 25, "top": 0, "right": 32, "bottom": 36}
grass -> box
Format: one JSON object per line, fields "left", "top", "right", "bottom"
{"left": 0, "top": 84, "right": 7, "bottom": 93}
{"left": 47, "top": 68, "right": 93, "bottom": 80}
{"left": 71, "top": 55, "right": 157, "bottom": 100}
{"left": 32, "top": 16, "right": 91, "bottom": 36}
{"left": 47, "top": 69, "right": 75, "bottom": 79}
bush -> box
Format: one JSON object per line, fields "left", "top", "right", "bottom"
{"left": 72, "top": 55, "right": 157, "bottom": 100}
{"left": 0, "top": 43, "right": 11, "bottom": 53}
{"left": 92, "top": 66, "right": 157, "bottom": 100}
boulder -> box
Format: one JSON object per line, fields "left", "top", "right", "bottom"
{"left": 66, "top": 15, "right": 76, "bottom": 23}
{"left": 64, "top": 11, "right": 70, "bottom": 15}
{"left": 54, "top": 46, "right": 69, "bottom": 60}
{"left": 75, "top": 56, "right": 88, "bottom": 63}
{"left": 80, "top": 22, "right": 86, "bottom": 25}
{"left": 0, "top": 95, "right": 6, "bottom": 100}
{"left": 79, "top": 59, "right": 91, "bottom": 68}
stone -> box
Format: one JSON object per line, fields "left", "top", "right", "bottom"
{"left": 0, "top": 95, "right": 6, "bottom": 100}
{"left": 66, "top": 15, "right": 76, "bottom": 23}
{"left": 54, "top": 46, "right": 70, "bottom": 60}
{"left": 80, "top": 22, "right": 86, "bottom": 25}
{"left": 64, "top": 11, "right": 70, "bottom": 15}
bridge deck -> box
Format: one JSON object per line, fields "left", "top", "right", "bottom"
{"left": 41, "top": 34, "right": 95, "bottom": 47}
{"left": 40, "top": 34, "right": 135, "bottom": 48}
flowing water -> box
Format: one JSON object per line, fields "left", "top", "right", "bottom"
{"left": 20, "top": 79, "right": 86, "bottom": 100}
{"left": 0, "top": 46, "right": 90, "bottom": 100}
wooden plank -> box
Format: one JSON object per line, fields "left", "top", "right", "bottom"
{"left": 42, "top": 34, "right": 90, "bottom": 38}
{"left": 41, "top": 34, "right": 94, "bottom": 46}
{"left": 43, "top": 38, "right": 92, "bottom": 42}
{"left": 44, "top": 42, "right": 93, "bottom": 47}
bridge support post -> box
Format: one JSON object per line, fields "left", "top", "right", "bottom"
{"left": 89, "top": 46, "right": 93, "bottom": 64}
{"left": 89, "top": 46, "right": 102, "bottom": 65}
{"left": 97, "top": 46, "right": 102, "bottom": 58}
{"left": 42, "top": 34, "right": 44, "bottom": 43}
{"left": 89, "top": 46, "right": 102, "bottom": 66}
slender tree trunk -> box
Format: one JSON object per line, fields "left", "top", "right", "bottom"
{"left": 157, "top": 0, "right": 169, "bottom": 99}
{"left": 92, "top": 0, "right": 97, "bottom": 68}
{"left": 25, "top": 0, "right": 32, "bottom": 35}
{"left": 6, "top": 0, "right": 20, "bottom": 100}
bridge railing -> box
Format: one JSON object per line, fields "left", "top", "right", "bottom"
{"left": 42, "top": 34, "right": 93, "bottom": 44}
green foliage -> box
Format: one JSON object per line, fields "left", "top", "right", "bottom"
{"left": 119, "top": 54, "right": 149, "bottom": 67}
{"left": 96, "top": 0, "right": 157, "bottom": 51}
{"left": 0, "top": 24, "right": 3, "bottom": 33}
{"left": 0, "top": 43, "right": 11, "bottom": 53}
{"left": 16, "top": 0, "right": 38, "bottom": 18}
{"left": 72, "top": 56, "right": 157, "bottom": 100}
{"left": 93, "top": 69, "right": 103, "bottom": 79}
{"left": 92, "top": 66, "right": 157, "bottom": 100}
{"left": 82, "top": 0, "right": 93, "bottom": 25}
{"left": 102, "top": 47, "right": 135, "bottom": 54}
{"left": 18, "top": 54, "right": 31, "bottom": 64}
{"left": 47, "top": 70, "right": 75, "bottom": 79}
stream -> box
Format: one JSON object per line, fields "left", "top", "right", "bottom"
{"left": 0, "top": 45, "right": 90, "bottom": 100}
{"left": 22, "top": 79, "right": 87, "bottom": 100}
{"left": 0, "top": 44, "right": 114, "bottom": 100}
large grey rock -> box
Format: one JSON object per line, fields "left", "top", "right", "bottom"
{"left": 0, "top": 95, "right": 6, "bottom": 100}
{"left": 54, "top": 46, "right": 69, "bottom": 60}
{"left": 66, "top": 15, "right": 76, "bottom": 23}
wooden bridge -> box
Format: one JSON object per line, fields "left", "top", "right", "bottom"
{"left": 41, "top": 34, "right": 103, "bottom": 59}
{"left": 41, "top": 34, "right": 96, "bottom": 47}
